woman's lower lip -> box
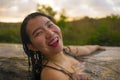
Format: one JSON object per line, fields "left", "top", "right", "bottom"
{"left": 50, "top": 40, "right": 59, "bottom": 48}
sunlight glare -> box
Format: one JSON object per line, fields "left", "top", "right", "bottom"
{"left": 37, "top": 0, "right": 54, "bottom": 7}
{"left": 0, "top": 17, "right": 23, "bottom": 23}
{"left": 37, "top": 0, "right": 61, "bottom": 13}
{"left": 106, "top": 0, "right": 114, "bottom": 6}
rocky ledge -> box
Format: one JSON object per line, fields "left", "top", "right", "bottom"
{"left": 0, "top": 43, "right": 120, "bottom": 80}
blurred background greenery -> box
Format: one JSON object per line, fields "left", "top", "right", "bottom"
{"left": 0, "top": 5, "right": 120, "bottom": 46}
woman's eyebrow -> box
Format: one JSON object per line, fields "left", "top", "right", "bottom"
{"left": 32, "top": 27, "right": 41, "bottom": 36}
{"left": 45, "top": 20, "right": 51, "bottom": 26}
{"left": 32, "top": 20, "right": 51, "bottom": 36}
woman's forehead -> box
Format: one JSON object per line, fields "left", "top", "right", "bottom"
{"left": 30, "top": 16, "right": 50, "bottom": 23}
{"left": 27, "top": 16, "right": 50, "bottom": 28}
{"left": 26, "top": 16, "right": 50, "bottom": 35}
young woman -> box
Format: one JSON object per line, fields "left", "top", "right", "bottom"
{"left": 20, "top": 12, "right": 104, "bottom": 80}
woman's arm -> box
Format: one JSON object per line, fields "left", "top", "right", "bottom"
{"left": 64, "top": 45, "right": 105, "bottom": 56}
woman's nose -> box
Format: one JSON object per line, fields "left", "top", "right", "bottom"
{"left": 45, "top": 29, "right": 54, "bottom": 39}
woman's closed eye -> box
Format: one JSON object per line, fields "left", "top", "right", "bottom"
{"left": 34, "top": 30, "right": 43, "bottom": 37}
{"left": 48, "top": 23, "right": 53, "bottom": 28}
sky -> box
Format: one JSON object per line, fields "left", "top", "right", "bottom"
{"left": 0, "top": 0, "right": 120, "bottom": 22}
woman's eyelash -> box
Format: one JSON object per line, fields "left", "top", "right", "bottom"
{"left": 35, "top": 31, "right": 43, "bottom": 36}
{"left": 48, "top": 24, "right": 53, "bottom": 27}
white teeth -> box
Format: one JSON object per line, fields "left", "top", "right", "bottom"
{"left": 49, "top": 38, "right": 58, "bottom": 45}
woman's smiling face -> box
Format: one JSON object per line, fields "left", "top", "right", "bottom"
{"left": 26, "top": 16, "right": 63, "bottom": 57}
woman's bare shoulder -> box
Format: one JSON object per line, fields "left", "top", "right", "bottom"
{"left": 41, "top": 67, "right": 69, "bottom": 80}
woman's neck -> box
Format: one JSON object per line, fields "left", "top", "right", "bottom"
{"left": 47, "top": 51, "right": 68, "bottom": 64}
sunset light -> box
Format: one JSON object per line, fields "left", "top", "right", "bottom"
{"left": 0, "top": 0, "right": 120, "bottom": 22}
{"left": 37, "top": 0, "right": 55, "bottom": 8}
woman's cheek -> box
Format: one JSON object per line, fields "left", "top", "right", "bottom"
{"left": 55, "top": 26, "right": 62, "bottom": 34}
{"left": 57, "top": 26, "right": 61, "bottom": 32}
{"left": 32, "top": 37, "right": 43, "bottom": 45}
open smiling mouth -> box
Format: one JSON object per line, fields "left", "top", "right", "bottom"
{"left": 48, "top": 37, "right": 59, "bottom": 48}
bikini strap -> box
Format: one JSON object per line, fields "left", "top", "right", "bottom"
{"left": 43, "top": 65, "right": 73, "bottom": 80}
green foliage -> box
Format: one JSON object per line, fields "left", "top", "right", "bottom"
{"left": 87, "top": 26, "right": 111, "bottom": 45}
{"left": 0, "top": 15, "right": 120, "bottom": 46}
{"left": 0, "top": 23, "right": 21, "bottom": 43}
{"left": 56, "top": 10, "right": 67, "bottom": 29}
{"left": 37, "top": 4, "right": 56, "bottom": 18}
{"left": 86, "top": 15, "right": 120, "bottom": 46}
{"left": 109, "top": 32, "right": 120, "bottom": 46}
{"left": 36, "top": 4, "right": 67, "bottom": 29}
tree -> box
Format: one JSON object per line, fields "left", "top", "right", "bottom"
{"left": 56, "top": 10, "right": 67, "bottom": 29}
{"left": 37, "top": 4, "right": 57, "bottom": 18}
{"left": 36, "top": 4, "right": 67, "bottom": 28}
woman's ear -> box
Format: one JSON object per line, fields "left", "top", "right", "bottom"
{"left": 27, "top": 44, "right": 38, "bottom": 51}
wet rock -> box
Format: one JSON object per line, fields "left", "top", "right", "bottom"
{"left": 77, "top": 49, "right": 120, "bottom": 80}
{"left": 0, "top": 44, "right": 120, "bottom": 80}
{"left": 0, "top": 57, "right": 28, "bottom": 80}
{"left": 0, "top": 44, "right": 29, "bottom": 80}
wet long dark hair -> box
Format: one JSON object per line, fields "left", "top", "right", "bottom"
{"left": 20, "top": 12, "right": 55, "bottom": 80}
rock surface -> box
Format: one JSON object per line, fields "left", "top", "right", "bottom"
{"left": 0, "top": 43, "right": 28, "bottom": 80}
{"left": 0, "top": 43, "right": 120, "bottom": 80}
{"left": 77, "top": 50, "right": 120, "bottom": 80}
